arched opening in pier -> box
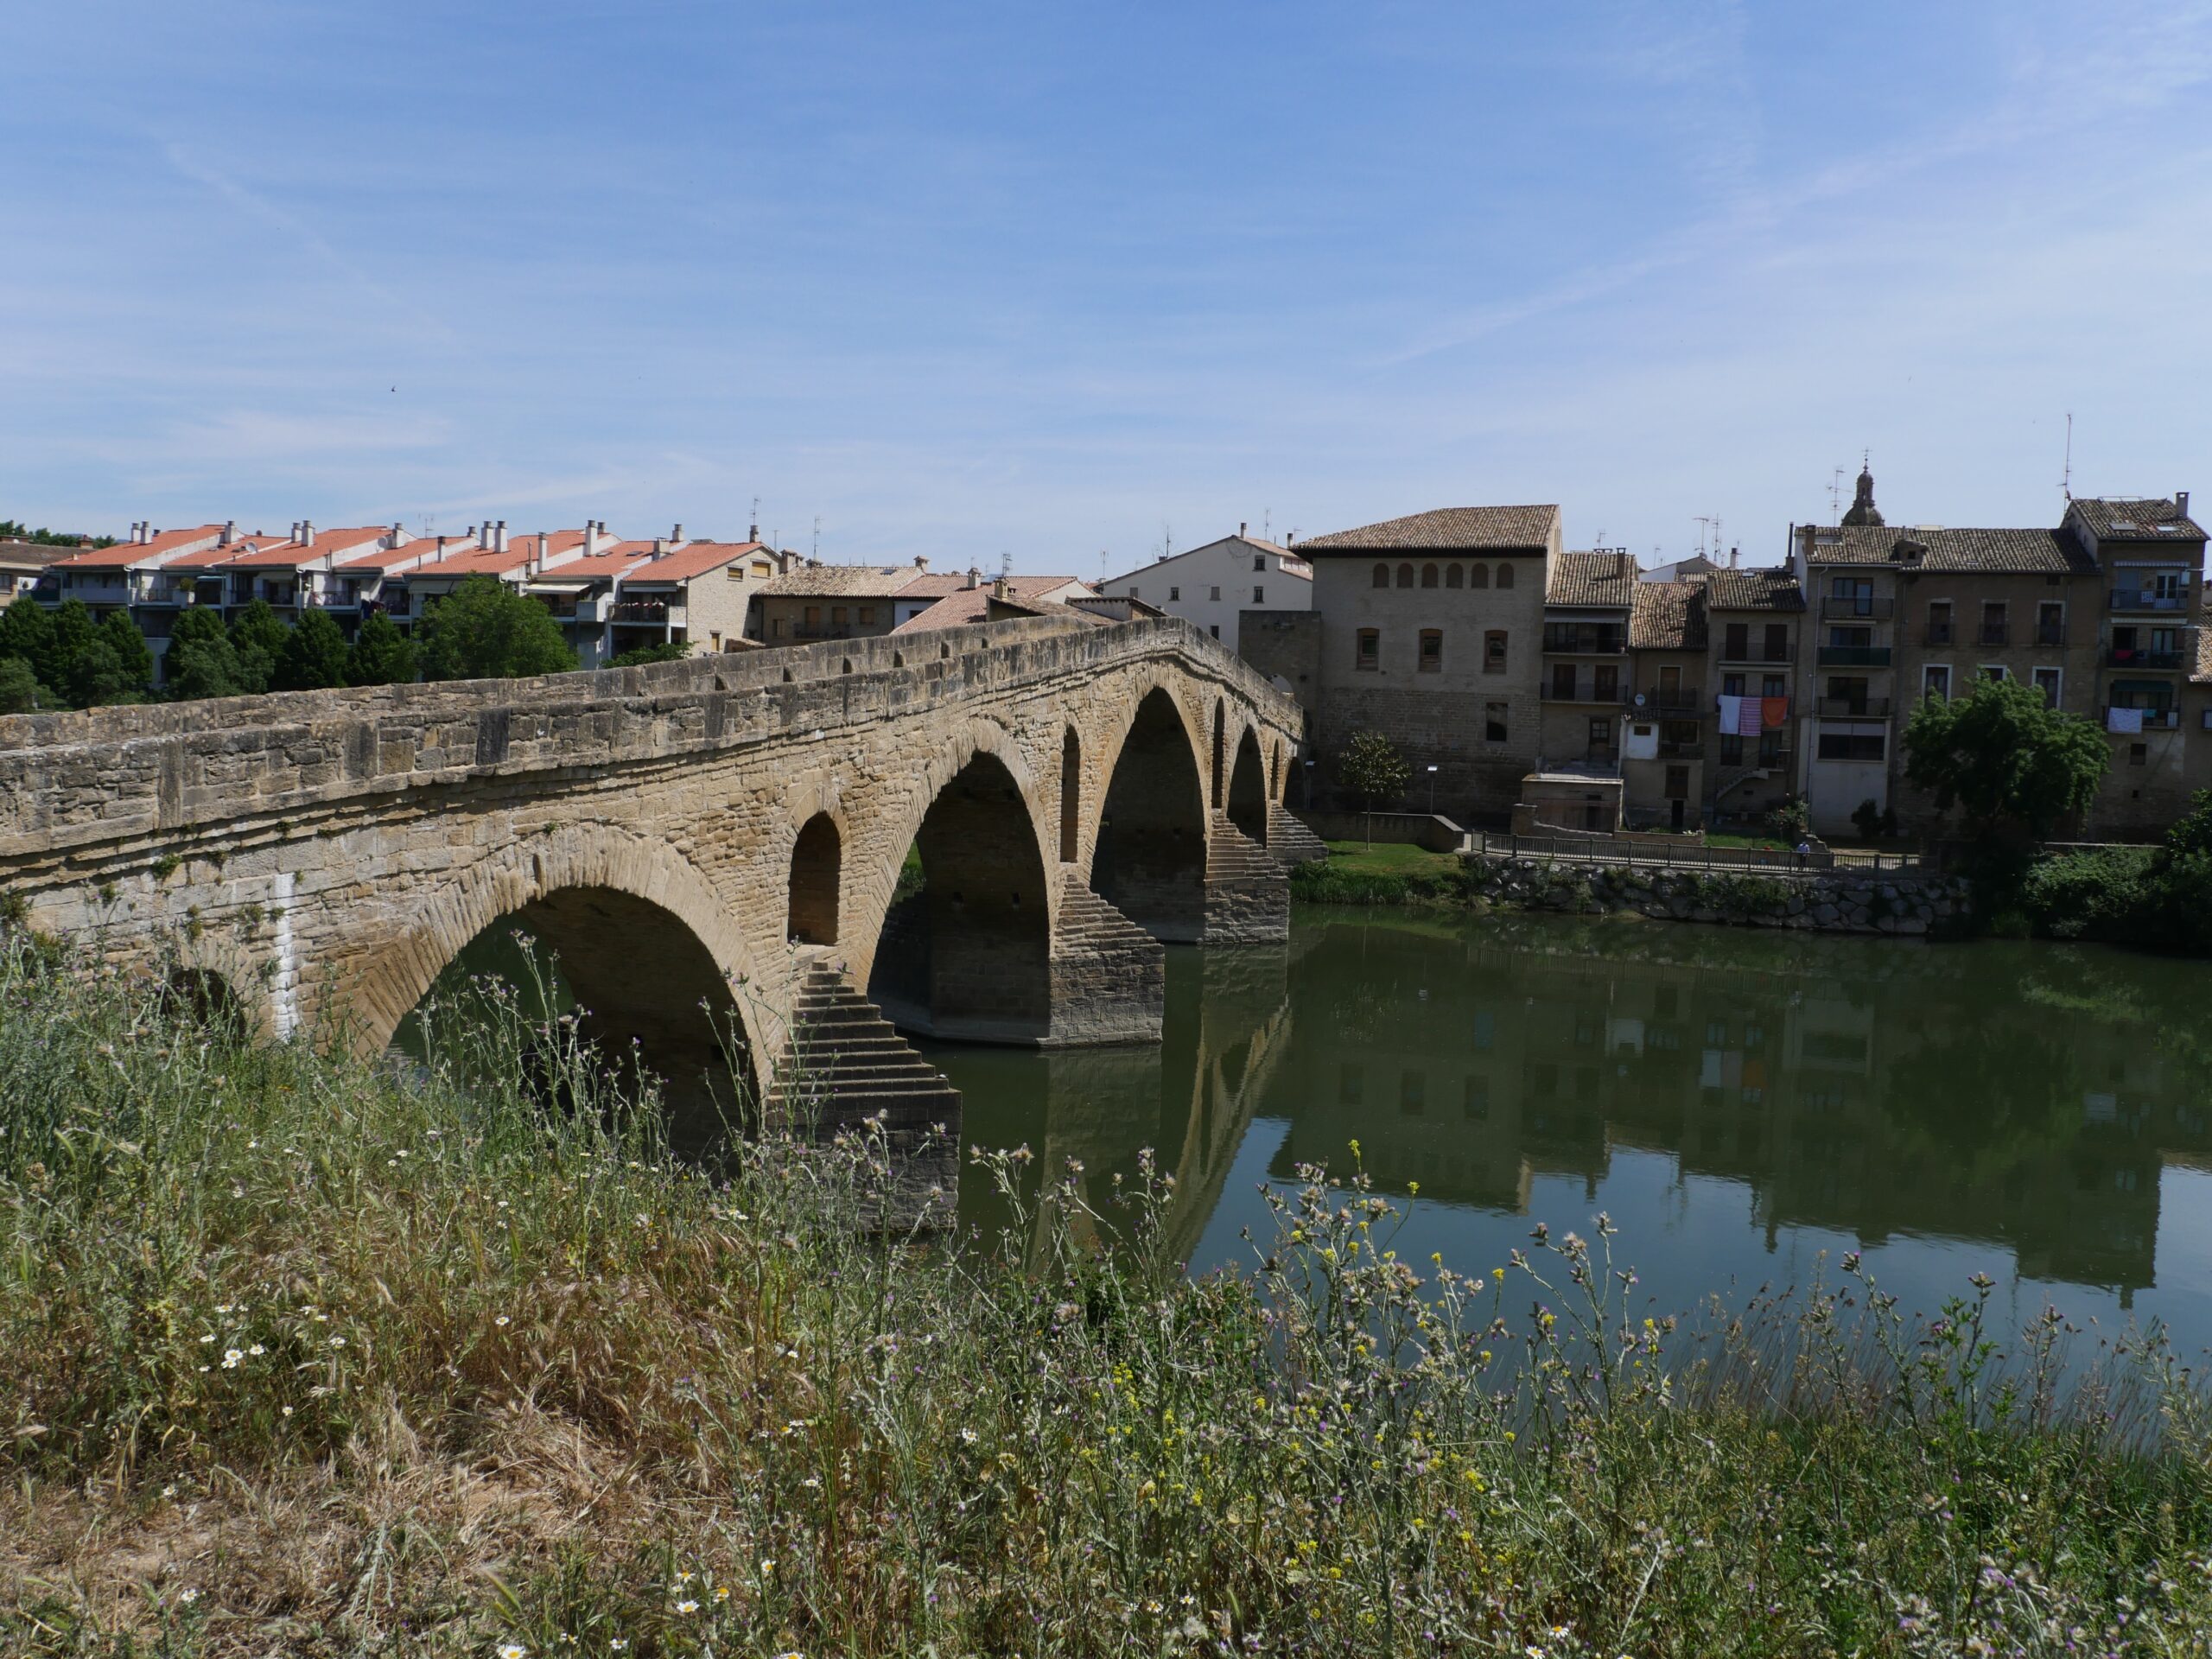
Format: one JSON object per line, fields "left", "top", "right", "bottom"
{"left": 159, "top": 964, "right": 249, "bottom": 1036}
{"left": 1228, "top": 728, "right": 1268, "bottom": 843}
{"left": 867, "top": 751, "right": 1052, "bottom": 1044}
{"left": 393, "top": 887, "right": 753, "bottom": 1156}
{"left": 787, "top": 813, "right": 842, "bottom": 944}
{"left": 1211, "top": 702, "right": 1226, "bottom": 810}
{"left": 1093, "top": 688, "right": 1209, "bottom": 941}
{"left": 1058, "top": 727, "right": 1082, "bottom": 863}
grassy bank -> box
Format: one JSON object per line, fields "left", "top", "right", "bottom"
{"left": 1289, "top": 839, "right": 1482, "bottom": 906}
{"left": 6, "top": 936, "right": 2212, "bottom": 1654}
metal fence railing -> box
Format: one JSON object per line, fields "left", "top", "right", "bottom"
{"left": 1467, "top": 829, "right": 1930, "bottom": 874}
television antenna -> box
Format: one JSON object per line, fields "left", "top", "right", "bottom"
{"left": 1693, "top": 515, "right": 1716, "bottom": 558}
{"left": 1827, "top": 467, "right": 1847, "bottom": 523}
{"left": 812, "top": 515, "right": 821, "bottom": 561}
{"left": 2061, "top": 411, "right": 2074, "bottom": 500}
{"left": 999, "top": 550, "right": 1013, "bottom": 580}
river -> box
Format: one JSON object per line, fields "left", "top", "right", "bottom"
{"left": 924, "top": 907, "right": 2212, "bottom": 1361}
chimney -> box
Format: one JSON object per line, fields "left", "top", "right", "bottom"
{"left": 496, "top": 519, "right": 507, "bottom": 552}
{"left": 748, "top": 522, "right": 760, "bottom": 543}
{"left": 390, "top": 521, "right": 403, "bottom": 547}
{"left": 2179, "top": 490, "right": 2191, "bottom": 520}
{"left": 964, "top": 566, "right": 982, "bottom": 590}
{"left": 300, "top": 520, "right": 314, "bottom": 547}
{"left": 914, "top": 555, "right": 929, "bottom": 571}
{"left": 653, "top": 537, "right": 668, "bottom": 559}
{"left": 220, "top": 519, "right": 235, "bottom": 545}
{"left": 993, "top": 575, "right": 1011, "bottom": 601}
{"left": 671, "top": 522, "right": 683, "bottom": 543}
{"left": 1239, "top": 522, "right": 1247, "bottom": 539}
{"left": 435, "top": 535, "right": 448, "bottom": 563}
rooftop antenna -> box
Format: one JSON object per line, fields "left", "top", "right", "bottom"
{"left": 1262, "top": 508, "right": 1271, "bottom": 540}
{"left": 2061, "top": 411, "right": 2074, "bottom": 500}
{"left": 1693, "top": 515, "right": 1715, "bottom": 558}
{"left": 811, "top": 515, "right": 821, "bottom": 561}
{"left": 1099, "top": 548, "right": 1109, "bottom": 582}
{"left": 1827, "top": 467, "right": 1847, "bottom": 524}
{"left": 998, "top": 549, "right": 1013, "bottom": 580}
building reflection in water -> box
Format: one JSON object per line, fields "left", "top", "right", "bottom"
{"left": 1272, "top": 914, "right": 2212, "bottom": 1302}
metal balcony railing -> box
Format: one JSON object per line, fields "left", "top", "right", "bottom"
{"left": 1635, "top": 686, "right": 1704, "bottom": 710}
{"left": 2108, "top": 648, "right": 2185, "bottom": 670}
{"left": 1977, "top": 624, "right": 2010, "bottom": 645}
{"left": 2110, "top": 588, "right": 2190, "bottom": 613}
{"left": 2108, "top": 707, "right": 2181, "bottom": 730}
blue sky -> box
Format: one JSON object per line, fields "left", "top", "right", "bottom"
{"left": 3, "top": 1, "right": 2209, "bottom": 573}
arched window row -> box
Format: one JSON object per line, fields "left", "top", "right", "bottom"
{"left": 1367, "top": 560, "right": 1513, "bottom": 591}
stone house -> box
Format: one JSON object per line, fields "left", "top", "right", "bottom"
{"left": 1290, "top": 505, "right": 1558, "bottom": 826}
{"left": 748, "top": 565, "right": 1090, "bottom": 645}
{"left": 1531, "top": 550, "right": 1637, "bottom": 830}
{"left": 1100, "top": 526, "right": 1312, "bottom": 654}
{"left": 0, "top": 542, "right": 61, "bottom": 609}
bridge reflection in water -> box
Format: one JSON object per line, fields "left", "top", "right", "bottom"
{"left": 939, "top": 911, "right": 2212, "bottom": 1354}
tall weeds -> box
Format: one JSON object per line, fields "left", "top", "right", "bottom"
{"left": 3, "top": 931, "right": 2210, "bottom": 1656}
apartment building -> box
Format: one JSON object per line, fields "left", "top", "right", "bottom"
{"left": 1700, "top": 568, "right": 1802, "bottom": 826}
{"left": 1623, "top": 579, "right": 1708, "bottom": 830}
{"left": 749, "top": 564, "right": 1090, "bottom": 645}
{"left": 1100, "top": 526, "right": 1312, "bottom": 653}
{"left": 1531, "top": 551, "right": 1637, "bottom": 830}
{"left": 1277, "top": 505, "right": 1558, "bottom": 825}
{"left": 0, "top": 542, "right": 56, "bottom": 607}
{"left": 598, "top": 539, "right": 778, "bottom": 658}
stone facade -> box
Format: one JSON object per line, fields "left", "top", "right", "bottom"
{"left": 0, "top": 614, "right": 1302, "bottom": 1159}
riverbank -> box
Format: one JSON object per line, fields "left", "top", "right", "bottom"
{"left": 6, "top": 935, "right": 2212, "bottom": 1655}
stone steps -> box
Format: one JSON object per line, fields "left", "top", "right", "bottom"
{"left": 771, "top": 961, "right": 962, "bottom": 1137}
{"left": 1265, "top": 804, "right": 1331, "bottom": 867}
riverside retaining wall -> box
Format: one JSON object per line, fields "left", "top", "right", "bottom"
{"left": 1465, "top": 853, "right": 1972, "bottom": 936}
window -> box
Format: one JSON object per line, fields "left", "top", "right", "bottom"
{"left": 1209, "top": 624, "right": 1219, "bottom": 639}
{"left": 1400, "top": 1070, "right": 1426, "bottom": 1116}
{"left": 1484, "top": 701, "right": 1508, "bottom": 742}
{"left": 1761, "top": 673, "right": 1787, "bottom": 698}
{"left": 1469, "top": 563, "right": 1490, "bottom": 588}
{"left": 1923, "top": 664, "right": 1950, "bottom": 701}
{"left": 1978, "top": 664, "right": 2007, "bottom": 683}
{"left": 1128, "top": 585, "right": 1138, "bottom": 599}
{"left": 709, "top": 631, "right": 721, "bottom": 649}
{"left": 1927, "top": 601, "right": 1953, "bottom": 644}
{"left": 857, "top": 606, "right": 874, "bottom": 625}
{"left": 1169, "top": 586, "right": 1180, "bottom": 601}
{"left": 1484, "top": 630, "right": 1508, "bottom": 673}
{"left": 1980, "top": 601, "right": 2007, "bottom": 645}
{"left": 1356, "top": 628, "right": 1380, "bottom": 670}
{"left": 1210, "top": 585, "right": 1222, "bottom": 601}
{"left": 1587, "top": 716, "right": 1613, "bottom": 756}
{"left": 1816, "top": 730, "right": 1886, "bottom": 761}
{"left": 1445, "top": 563, "right": 1464, "bottom": 589}
{"left": 1721, "top": 672, "right": 1745, "bottom": 696}
{"left": 726, "top": 565, "right": 745, "bottom": 581}
{"left": 2131, "top": 743, "right": 2149, "bottom": 766}
{"left": 1719, "top": 733, "right": 1744, "bottom": 765}
{"left": 830, "top": 606, "right": 848, "bottom": 626}
{"left": 2037, "top": 601, "right": 2064, "bottom": 646}
{"left": 1253, "top": 585, "right": 1264, "bottom": 604}
{"left": 1463, "top": 1075, "right": 1490, "bottom": 1120}
{"left": 1724, "top": 622, "right": 1748, "bottom": 658}
{"left": 1496, "top": 563, "right": 1515, "bottom": 588}
{"left": 1552, "top": 663, "right": 1577, "bottom": 699}
{"left": 1763, "top": 622, "right": 1789, "bottom": 660}
{"left": 1418, "top": 628, "right": 1442, "bottom": 671}
{"left": 2033, "top": 667, "right": 2061, "bottom": 707}
{"left": 804, "top": 605, "right": 821, "bottom": 627}
{"left": 1592, "top": 664, "right": 1618, "bottom": 700}
{"left": 1757, "top": 729, "right": 1785, "bottom": 766}
{"left": 1421, "top": 563, "right": 1440, "bottom": 588}
{"left": 1252, "top": 554, "right": 1265, "bottom": 572}
{"left": 1396, "top": 563, "right": 1414, "bottom": 588}
{"left": 1372, "top": 563, "right": 1389, "bottom": 588}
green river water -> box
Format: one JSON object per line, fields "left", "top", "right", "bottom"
{"left": 923, "top": 907, "right": 2212, "bottom": 1361}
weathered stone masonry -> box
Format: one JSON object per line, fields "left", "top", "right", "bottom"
{"left": 0, "top": 615, "right": 1303, "bottom": 1160}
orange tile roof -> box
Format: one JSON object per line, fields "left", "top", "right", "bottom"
{"left": 614, "top": 540, "right": 773, "bottom": 583}
{"left": 46, "top": 524, "right": 226, "bottom": 570}
{"left": 334, "top": 539, "right": 444, "bottom": 574}
{"left": 222, "top": 526, "right": 388, "bottom": 569}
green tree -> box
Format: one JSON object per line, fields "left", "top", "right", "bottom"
{"left": 0, "top": 656, "right": 48, "bottom": 714}
{"left": 273, "top": 607, "right": 350, "bottom": 691}
{"left": 1338, "top": 731, "right": 1411, "bottom": 839}
{"left": 344, "top": 609, "right": 420, "bottom": 687}
{"left": 416, "top": 576, "right": 576, "bottom": 682}
{"left": 0, "top": 599, "right": 60, "bottom": 691}
{"left": 606, "top": 640, "right": 691, "bottom": 669}
{"left": 1904, "top": 675, "right": 2108, "bottom": 858}
{"left": 96, "top": 610, "right": 153, "bottom": 696}
{"left": 0, "top": 518, "right": 111, "bottom": 549}
{"left": 48, "top": 599, "right": 98, "bottom": 693}
{"left": 228, "top": 600, "right": 289, "bottom": 695}
{"left": 164, "top": 607, "right": 247, "bottom": 701}
{"left": 66, "top": 638, "right": 134, "bottom": 707}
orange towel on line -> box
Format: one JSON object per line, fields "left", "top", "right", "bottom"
{"left": 1760, "top": 696, "right": 1789, "bottom": 730}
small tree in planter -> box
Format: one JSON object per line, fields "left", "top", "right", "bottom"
{"left": 1339, "top": 731, "right": 1411, "bottom": 842}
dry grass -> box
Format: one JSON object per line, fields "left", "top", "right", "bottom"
{"left": 7, "top": 931, "right": 2212, "bottom": 1656}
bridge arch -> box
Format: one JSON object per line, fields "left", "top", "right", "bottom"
{"left": 864, "top": 719, "right": 1057, "bottom": 1045}
{"left": 350, "top": 827, "right": 767, "bottom": 1131}
{"left": 787, "top": 811, "right": 843, "bottom": 944}
{"left": 1091, "top": 683, "right": 1211, "bottom": 942}
{"left": 1228, "top": 724, "right": 1268, "bottom": 843}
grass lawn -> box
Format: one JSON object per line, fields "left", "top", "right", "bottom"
{"left": 1319, "top": 836, "right": 1464, "bottom": 874}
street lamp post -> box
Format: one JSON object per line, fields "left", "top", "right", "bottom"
{"left": 1426, "top": 763, "right": 1439, "bottom": 813}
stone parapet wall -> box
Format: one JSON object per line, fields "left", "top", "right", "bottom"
{"left": 1465, "top": 853, "right": 1971, "bottom": 936}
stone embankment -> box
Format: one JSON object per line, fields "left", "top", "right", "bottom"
{"left": 1465, "top": 852, "right": 1971, "bottom": 936}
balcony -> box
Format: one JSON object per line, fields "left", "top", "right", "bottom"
{"left": 137, "top": 584, "right": 194, "bottom": 608}
{"left": 1820, "top": 596, "right": 1894, "bottom": 620}
{"left": 1635, "top": 686, "right": 1704, "bottom": 711}
{"left": 381, "top": 593, "right": 413, "bottom": 619}
{"left": 611, "top": 600, "right": 683, "bottom": 627}
{"left": 1541, "top": 626, "right": 1627, "bottom": 654}
{"left": 1976, "top": 625, "right": 2010, "bottom": 646}
{"left": 1815, "top": 697, "right": 1891, "bottom": 718}
{"left": 2108, "top": 707, "right": 2181, "bottom": 731}
{"left": 2110, "top": 587, "right": 2190, "bottom": 613}
{"left": 1716, "top": 642, "right": 1794, "bottom": 665}
{"left": 2108, "top": 647, "right": 2185, "bottom": 670}
{"left": 1817, "top": 645, "right": 1892, "bottom": 667}
{"left": 1541, "top": 680, "right": 1631, "bottom": 704}
{"left": 2035, "top": 625, "right": 2067, "bottom": 647}
{"left": 63, "top": 580, "right": 131, "bottom": 607}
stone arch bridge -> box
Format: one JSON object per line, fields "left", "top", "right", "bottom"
{"left": 0, "top": 614, "right": 1317, "bottom": 1180}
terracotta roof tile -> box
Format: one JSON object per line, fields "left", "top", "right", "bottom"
{"left": 47, "top": 524, "right": 226, "bottom": 570}
{"left": 759, "top": 564, "right": 937, "bottom": 599}
{"left": 2069, "top": 497, "right": 2207, "bottom": 543}
{"left": 1546, "top": 550, "right": 1637, "bottom": 607}
{"left": 1701, "top": 567, "right": 1806, "bottom": 611}
{"left": 222, "top": 527, "right": 388, "bottom": 569}
{"left": 616, "top": 541, "right": 779, "bottom": 583}
{"left": 1803, "top": 525, "right": 2097, "bottom": 575}
{"left": 1295, "top": 505, "right": 1559, "bottom": 552}
{"left": 1630, "top": 581, "right": 1706, "bottom": 650}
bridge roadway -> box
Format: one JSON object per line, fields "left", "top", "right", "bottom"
{"left": 0, "top": 613, "right": 1317, "bottom": 1196}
